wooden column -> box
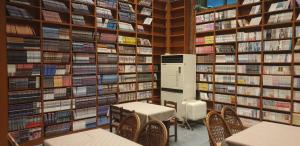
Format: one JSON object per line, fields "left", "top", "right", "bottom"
{"left": 0, "top": 0, "right": 8, "bottom": 145}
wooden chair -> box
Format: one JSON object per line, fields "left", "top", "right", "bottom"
{"left": 8, "top": 133, "right": 19, "bottom": 146}
{"left": 163, "top": 100, "right": 178, "bottom": 142}
{"left": 205, "top": 111, "right": 231, "bottom": 146}
{"left": 137, "top": 120, "right": 168, "bottom": 146}
{"left": 221, "top": 106, "right": 244, "bottom": 134}
{"left": 109, "top": 105, "right": 123, "bottom": 132}
{"left": 109, "top": 105, "right": 135, "bottom": 132}
{"left": 117, "top": 113, "right": 141, "bottom": 142}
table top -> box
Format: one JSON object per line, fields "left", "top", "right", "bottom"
{"left": 114, "top": 102, "right": 175, "bottom": 117}
{"left": 114, "top": 102, "right": 176, "bottom": 125}
{"left": 222, "top": 122, "right": 300, "bottom": 146}
{"left": 44, "top": 128, "right": 142, "bottom": 146}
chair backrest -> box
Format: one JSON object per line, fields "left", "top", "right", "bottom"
{"left": 8, "top": 133, "right": 19, "bottom": 146}
{"left": 137, "top": 120, "right": 168, "bottom": 146}
{"left": 205, "top": 111, "right": 231, "bottom": 146}
{"left": 110, "top": 105, "right": 123, "bottom": 123}
{"left": 164, "top": 100, "right": 177, "bottom": 111}
{"left": 221, "top": 106, "right": 244, "bottom": 134}
{"left": 117, "top": 113, "right": 141, "bottom": 142}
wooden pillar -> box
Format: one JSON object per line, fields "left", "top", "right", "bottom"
{"left": 0, "top": 0, "right": 8, "bottom": 145}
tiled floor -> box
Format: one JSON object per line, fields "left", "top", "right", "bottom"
{"left": 169, "top": 124, "right": 210, "bottom": 146}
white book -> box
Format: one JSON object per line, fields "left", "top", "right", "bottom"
{"left": 249, "top": 17, "right": 261, "bottom": 26}
{"left": 249, "top": 5, "right": 261, "bottom": 15}
{"left": 143, "top": 17, "right": 153, "bottom": 25}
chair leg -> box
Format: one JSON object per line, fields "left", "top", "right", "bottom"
{"left": 175, "top": 119, "right": 178, "bottom": 142}
{"left": 167, "top": 122, "right": 170, "bottom": 146}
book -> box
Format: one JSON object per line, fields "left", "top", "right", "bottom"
{"left": 98, "top": 84, "right": 118, "bottom": 95}
{"left": 215, "top": 34, "right": 236, "bottom": 43}
{"left": 43, "top": 87, "right": 71, "bottom": 101}
{"left": 237, "top": 107, "right": 260, "bottom": 118}
{"left": 216, "top": 45, "right": 235, "bottom": 53}
{"left": 72, "top": 30, "right": 94, "bottom": 42}
{"left": 118, "top": 22, "right": 134, "bottom": 31}
{"left": 237, "top": 96, "right": 260, "bottom": 107}
{"left": 43, "top": 27, "right": 69, "bottom": 40}
{"left": 96, "top": 0, "right": 117, "bottom": 9}
{"left": 263, "top": 75, "right": 291, "bottom": 87}
{"left": 118, "top": 65, "right": 136, "bottom": 73}
{"left": 98, "top": 54, "right": 118, "bottom": 64}
{"left": 262, "top": 111, "right": 291, "bottom": 124}
{"left": 268, "top": 12, "right": 293, "bottom": 24}
{"left": 237, "top": 86, "right": 260, "bottom": 96}
{"left": 43, "top": 65, "right": 71, "bottom": 76}
{"left": 43, "top": 10, "right": 62, "bottom": 23}
{"left": 7, "top": 23, "right": 36, "bottom": 36}
{"left": 139, "top": 0, "right": 152, "bottom": 7}
{"left": 8, "top": 64, "right": 41, "bottom": 77}
{"left": 6, "top": 5, "right": 33, "bottom": 19}
{"left": 214, "top": 9, "right": 236, "bottom": 20}
{"left": 96, "top": 7, "right": 113, "bottom": 19}
{"left": 118, "top": 92, "right": 136, "bottom": 102}
{"left": 238, "top": 42, "right": 261, "bottom": 53}
{"left": 72, "top": 117, "right": 97, "bottom": 131}
{"left": 98, "top": 74, "right": 118, "bottom": 84}
{"left": 44, "top": 39, "right": 70, "bottom": 52}
{"left": 264, "top": 27, "right": 292, "bottom": 39}
{"left": 72, "top": 3, "right": 91, "bottom": 15}
{"left": 8, "top": 90, "right": 41, "bottom": 104}
{"left": 43, "top": 76, "right": 71, "bottom": 88}
{"left": 137, "top": 91, "right": 152, "bottom": 100}
{"left": 72, "top": 15, "right": 86, "bottom": 25}
{"left": 196, "top": 23, "right": 214, "bottom": 32}
{"left": 263, "top": 88, "right": 291, "bottom": 99}
{"left": 119, "top": 2, "right": 135, "bottom": 13}
{"left": 8, "top": 51, "right": 41, "bottom": 63}
{"left": 143, "top": 17, "right": 153, "bottom": 25}
{"left": 73, "top": 53, "right": 96, "bottom": 64}
{"left": 268, "top": 0, "right": 290, "bottom": 12}
{"left": 43, "top": 52, "right": 70, "bottom": 63}
{"left": 73, "top": 86, "right": 97, "bottom": 97}
{"left": 73, "top": 64, "right": 97, "bottom": 75}
{"left": 196, "top": 13, "right": 214, "bottom": 23}
{"left": 7, "top": 37, "right": 40, "bottom": 50}
{"left": 73, "top": 75, "right": 97, "bottom": 86}
{"left": 237, "top": 65, "right": 260, "bottom": 74}
{"left": 140, "top": 7, "right": 152, "bottom": 16}
{"left": 249, "top": 17, "right": 261, "bottom": 26}
{"left": 215, "top": 20, "right": 236, "bottom": 30}
{"left": 43, "top": 0, "right": 69, "bottom": 12}
{"left": 73, "top": 42, "right": 95, "bottom": 52}
{"left": 249, "top": 5, "right": 261, "bottom": 15}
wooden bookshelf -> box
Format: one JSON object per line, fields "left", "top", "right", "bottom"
{"left": 2, "top": 0, "right": 167, "bottom": 145}
{"left": 195, "top": 0, "right": 300, "bottom": 126}
{"left": 167, "top": 0, "right": 192, "bottom": 54}
{"left": 0, "top": 0, "right": 8, "bottom": 145}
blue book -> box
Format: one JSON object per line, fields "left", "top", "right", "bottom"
{"left": 227, "top": 0, "right": 236, "bottom": 5}
{"left": 207, "top": 0, "right": 225, "bottom": 8}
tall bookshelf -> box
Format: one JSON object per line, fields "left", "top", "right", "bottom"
{"left": 195, "top": 0, "right": 300, "bottom": 127}
{"left": 3, "top": 0, "right": 167, "bottom": 145}
{"left": 167, "top": 0, "right": 192, "bottom": 54}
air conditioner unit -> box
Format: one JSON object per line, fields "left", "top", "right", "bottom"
{"left": 161, "top": 54, "right": 196, "bottom": 120}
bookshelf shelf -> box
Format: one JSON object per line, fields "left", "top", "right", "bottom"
{"left": 195, "top": 0, "right": 300, "bottom": 126}
{"left": 1, "top": 0, "right": 167, "bottom": 145}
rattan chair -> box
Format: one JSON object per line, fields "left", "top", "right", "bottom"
{"left": 109, "top": 105, "right": 135, "bottom": 132}
{"left": 205, "top": 111, "right": 231, "bottom": 146}
{"left": 163, "top": 100, "right": 178, "bottom": 142}
{"left": 117, "top": 113, "right": 141, "bottom": 142}
{"left": 137, "top": 120, "right": 168, "bottom": 146}
{"left": 109, "top": 105, "right": 123, "bottom": 132}
{"left": 8, "top": 133, "right": 19, "bottom": 146}
{"left": 221, "top": 106, "right": 244, "bottom": 134}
